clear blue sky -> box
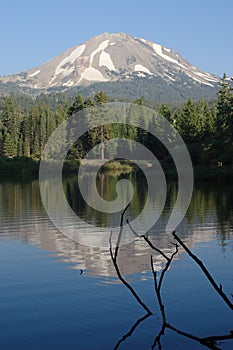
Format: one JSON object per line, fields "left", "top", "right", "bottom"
{"left": 1, "top": 0, "right": 232, "bottom": 77}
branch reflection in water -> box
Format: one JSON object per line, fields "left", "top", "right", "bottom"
{"left": 110, "top": 206, "right": 233, "bottom": 350}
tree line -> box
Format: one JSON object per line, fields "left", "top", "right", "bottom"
{"left": 0, "top": 74, "right": 232, "bottom": 167}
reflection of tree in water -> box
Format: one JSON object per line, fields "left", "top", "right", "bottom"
{"left": 1, "top": 174, "right": 233, "bottom": 245}
{"left": 0, "top": 178, "right": 43, "bottom": 214}
{"left": 111, "top": 207, "right": 233, "bottom": 350}
{"left": 215, "top": 184, "right": 233, "bottom": 244}
{"left": 162, "top": 180, "right": 233, "bottom": 244}
{"left": 186, "top": 181, "right": 233, "bottom": 245}
{"left": 62, "top": 171, "right": 148, "bottom": 228}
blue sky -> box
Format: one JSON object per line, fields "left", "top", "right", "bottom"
{"left": 1, "top": 0, "right": 232, "bottom": 77}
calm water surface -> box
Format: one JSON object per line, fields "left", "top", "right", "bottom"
{"left": 0, "top": 172, "right": 233, "bottom": 350}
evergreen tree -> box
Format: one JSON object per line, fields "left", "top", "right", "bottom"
{"left": 214, "top": 74, "right": 233, "bottom": 164}
{"left": 158, "top": 103, "right": 172, "bottom": 122}
{"left": 216, "top": 74, "right": 233, "bottom": 142}
{"left": 1, "top": 97, "right": 19, "bottom": 157}
{"left": 92, "top": 92, "right": 111, "bottom": 160}
{"left": 68, "top": 94, "right": 84, "bottom": 115}
{"left": 133, "top": 96, "right": 146, "bottom": 106}
{"left": 3, "top": 132, "right": 15, "bottom": 157}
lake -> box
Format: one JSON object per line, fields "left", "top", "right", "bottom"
{"left": 0, "top": 172, "right": 233, "bottom": 350}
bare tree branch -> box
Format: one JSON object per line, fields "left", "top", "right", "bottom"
{"left": 127, "top": 219, "right": 170, "bottom": 261}
{"left": 109, "top": 205, "right": 153, "bottom": 315}
{"left": 172, "top": 231, "right": 233, "bottom": 311}
{"left": 150, "top": 243, "right": 179, "bottom": 349}
{"left": 203, "top": 332, "right": 233, "bottom": 342}
{"left": 151, "top": 255, "right": 166, "bottom": 324}
{"left": 158, "top": 243, "right": 179, "bottom": 292}
{"left": 110, "top": 211, "right": 233, "bottom": 350}
{"left": 151, "top": 323, "right": 166, "bottom": 350}
{"left": 166, "top": 323, "right": 222, "bottom": 350}
{"left": 113, "top": 313, "right": 151, "bottom": 350}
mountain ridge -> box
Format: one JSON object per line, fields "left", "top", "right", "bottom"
{"left": 0, "top": 32, "right": 220, "bottom": 100}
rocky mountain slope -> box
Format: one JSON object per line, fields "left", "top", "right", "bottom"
{"left": 0, "top": 32, "right": 219, "bottom": 100}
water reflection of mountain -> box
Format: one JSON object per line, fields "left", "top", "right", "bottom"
{"left": 0, "top": 175, "right": 233, "bottom": 277}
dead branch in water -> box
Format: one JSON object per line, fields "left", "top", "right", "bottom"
{"left": 172, "top": 231, "right": 233, "bottom": 311}
{"left": 110, "top": 208, "right": 233, "bottom": 349}
{"left": 109, "top": 204, "right": 152, "bottom": 315}
{"left": 113, "top": 313, "right": 151, "bottom": 350}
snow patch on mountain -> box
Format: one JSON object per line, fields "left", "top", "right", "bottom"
{"left": 135, "top": 72, "right": 149, "bottom": 77}
{"left": 163, "top": 72, "right": 176, "bottom": 82}
{"left": 90, "top": 40, "right": 109, "bottom": 65}
{"left": 79, "top": 67, "right": 108, "bottom": 82}
{"left": 99, "top": 51, "right": 115, "bottom": 70}
{"left": 194, "top": 71, "right": 218, "bottom": 82}
{"left": 63, "top": 79, "right": 74, "bottom": 87}
{"left": 55, "top": 44, "right": 86, "bottom": 75}
{"left": 140, "top": 38, "right": 146, "bottom": 43}
{"left": 67, "top": 45, "right": 86, "bottom": 62}
{"left": 78, "top": 40, "right": 111, "bottom": 83}
{"left": 153, "top": 43, "right": 186, "bottom": 68}
{"left": 134, "top": 64, "right": 152, "bottom": 75}
{"left": 28, "top": 70, "right": 40, "bottom": 77}
{"left": 49, "top": 44, "right": 86, "bottom": 85}
{"left": 64, "top": 67, "right": 74, "bottom": 77}
{"left": 185, "top": 71, "right": 214, "bottom": 87}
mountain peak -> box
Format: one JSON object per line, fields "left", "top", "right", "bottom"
{"left": 0, "top": 32, "right": 219, "bottom": 97}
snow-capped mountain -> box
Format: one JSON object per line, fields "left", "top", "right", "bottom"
{"left": 0, "top": 32, "right": 219, "bottom": 95}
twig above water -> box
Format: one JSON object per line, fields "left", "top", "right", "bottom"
{"left": 172, "top": 231, "right": 233, "bottom": 311}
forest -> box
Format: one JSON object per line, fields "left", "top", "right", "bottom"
{"left": 0, "top": 74, "right": 232, "bottom": 176}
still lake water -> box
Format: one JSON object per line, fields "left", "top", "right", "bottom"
{"left": 0, "top": 172, "right": 233, "bottom": 350}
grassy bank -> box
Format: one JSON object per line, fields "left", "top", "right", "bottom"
{"left": 0, "top": 157, "right": 137, "bottom": 175}
{"left": 0, "top": 156, "right": 233, "bottom": 181}
{"left": 78, "top": 159, "right": 154, "bottom": 172}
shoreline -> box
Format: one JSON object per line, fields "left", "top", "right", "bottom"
{"left": 0, "top": 157, "right": 232, "bottom": 181}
